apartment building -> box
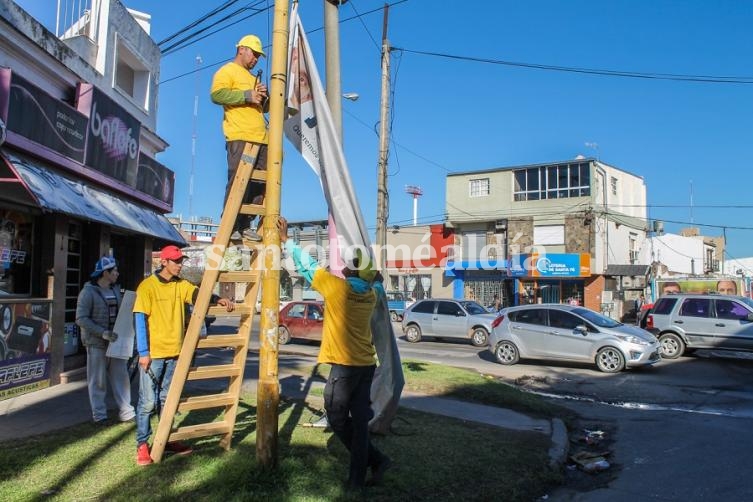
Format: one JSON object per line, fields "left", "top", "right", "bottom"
{"left": 445, "top": 157, "right": 648, "bottom": 315}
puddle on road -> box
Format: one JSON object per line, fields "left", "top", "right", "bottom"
{"left": 524, "top": 388, "right": 753, "bottom": 419}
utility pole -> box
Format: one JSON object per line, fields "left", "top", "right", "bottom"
{"left": 324, "top": 0, "right": 346, "bottom": 273}
{"left": 257, "top": 0, "right": 289, "bottom": 468}
{"left": 375, "top": 4, "right": 390, "bottom": 275}
{"left": 324, "top": 0, "right": 345, "bottom": 137}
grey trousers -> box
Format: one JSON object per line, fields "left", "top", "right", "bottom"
{"left": 86, "top": 345, "right": 135, "bottom": 422}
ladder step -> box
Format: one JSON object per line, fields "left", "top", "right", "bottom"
{"left": 239, "top": 203, "right": 266, "bottom": 216}
{"left": 169, "top": 421, "right": 232, "bottom": 442}
{"left": 177, "top": 392, "right": 235, "bottom": 413}
{"left": 218, "top": 271, "right": 260, "bottom": 283}
{"left": 207, "top": 305, "right": 253, "bottom": 317}
{"left": 197, "top": 334, "right": 247, "bottom": 349}
{"left": 187, "top": 364, "right": 243, "bottom": 380}
{"left": 250, "top": 170, "right": 267, "bottom": 182}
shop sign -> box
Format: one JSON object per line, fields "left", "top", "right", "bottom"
{"left": 84, "top": 88, "right": 141, "bottom": 184}
{"left": 137, "top": 153, "right": 175, "bottom": 205}
{"left": 511, "top": 253, "right": 591, "bottom": 278}
{"left": 5, "top": 73, "right": 87, "bottom": 162}
{"left": 0, "top": 301, "right": 52, "bottom": 400}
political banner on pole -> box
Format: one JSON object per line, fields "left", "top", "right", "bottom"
{"left": 283, "top": 4, "right": 403, "bottom": 433}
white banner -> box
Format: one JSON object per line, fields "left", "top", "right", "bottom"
{"left": 284, "top": 5, "right": 403, "bottom": 433}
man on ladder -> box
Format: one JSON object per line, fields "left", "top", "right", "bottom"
{"left": 211, "top": 34, "right": 269, "bottom": 242}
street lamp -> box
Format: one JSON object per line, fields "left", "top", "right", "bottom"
{"left": 342, "top": 92, "right": 359, "bottom": 101}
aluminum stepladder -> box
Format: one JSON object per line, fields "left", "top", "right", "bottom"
{"left": 150, "top": 142, "right": 267, "bottom": 462}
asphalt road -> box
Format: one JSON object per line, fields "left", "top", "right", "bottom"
{"left": 222, "top": 317, "right": 753, "bottom": 501}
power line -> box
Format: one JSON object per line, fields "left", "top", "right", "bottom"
{"left": 158, "top": 0, "right": 410, "bottom": 83}
{"left": 392, "top": 47, "right": 753, "bottom": 85}
{"left": 158, "top": 0, "right": 243, "bottom": 47}
{"left": 161, "top": 3, "right": 271, "bottom": 56}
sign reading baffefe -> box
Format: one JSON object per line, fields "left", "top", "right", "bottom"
{"left": 84, "top": 87, "right": 141, "bottom": 184}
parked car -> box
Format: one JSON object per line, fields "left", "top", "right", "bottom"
{"left": 488, "top": 304, "right": 661, "bottom": 373}
{"left": 646, "top": 293, "right": 753, "bottom": 359}
{"left": 385, "top": 291, "right": 414, "bottom": 322}
{"left": 401, "top": 299, "right": 498, "bottom": 346}
{"left": 255, "top": 295, "right": 293, "bottom": 314}
{"left": 278, "top": 301, "right": 324, "bottom": 344}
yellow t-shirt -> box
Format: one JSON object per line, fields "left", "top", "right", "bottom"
{"left": 210, "top": 62, "right": 268, "bottom": 143}
{"left": 133, "top": 274, "right": 196, "bottom": 358}
{"left": 312, "top": 268, "right": 377, "bottom": 366}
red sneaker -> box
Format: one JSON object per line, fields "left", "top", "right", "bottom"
{"left": 136, "top": 443, "right": 153, "bottom": 466}
{"left": 165, "top": 441, "right": 193, "bottom": 456}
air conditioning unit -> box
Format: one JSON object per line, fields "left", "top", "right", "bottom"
{"left": 495, "top": 219, "right": 508, "bottom": 231}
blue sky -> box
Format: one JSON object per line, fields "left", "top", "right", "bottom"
{"left": 15, "top": 1, "right": 753, "bottom": 257}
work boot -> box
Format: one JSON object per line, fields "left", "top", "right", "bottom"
{"left": 136, "top": 443, "right": 153, "bottom": 466}
{"left": 165, "top": 441, "right": 193, "bottom": 456}
{"left": 367, "top": 455, "right": 392, "bottom": 486}
{"left": 242, "top": 228, "right": 262, "bottom": 242}
{"left": 230, "top": 230, "right": 242, "bottom": 241}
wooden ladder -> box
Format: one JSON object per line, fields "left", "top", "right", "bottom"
{"left": 150, "top": 142, "right": 267, "bottom": 462}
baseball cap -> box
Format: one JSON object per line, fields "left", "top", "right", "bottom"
{"left": 91, "top": 256, "right": 117, "bottom": 278}
{"left": 236, "top": 34, "right": 265, "bottom": 56}
{"left": 160, "top": 245, "right": 185, "bottom": 261}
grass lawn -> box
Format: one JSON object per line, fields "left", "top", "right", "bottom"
{"left": 0, "top": 360, "right": 567, "bottom": 501}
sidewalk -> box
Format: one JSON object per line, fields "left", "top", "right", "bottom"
{"left": 0, "top": 349, "right": 568, "bottom": 468}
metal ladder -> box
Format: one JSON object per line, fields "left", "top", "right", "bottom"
{"left": 150, "top": 142, "right": 267, "bottom": 462}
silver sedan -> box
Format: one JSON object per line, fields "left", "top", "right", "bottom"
{"left": 489, "top": 304, "right": 661, "bottom": 373}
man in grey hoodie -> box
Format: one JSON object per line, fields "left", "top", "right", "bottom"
{"left": 76, "top": 256, "right": 135, "bottom": 423}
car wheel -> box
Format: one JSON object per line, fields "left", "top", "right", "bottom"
{"left": 278, "top": 326, "right": 291, "bottom": 345}
{"left": 595, "top": 346, "right": 626, "bottom": 373}
{"left": 470, "top": 328, "right": 489, "bottom": 347}
{"left": 390, "top": 311, "right": 398, "bottom": 322}
{"left": 404, "top": 324, "right": 422, "bottom": 343}
{"left": 659, "top": 333, "right": 684, "bottom": 359}
{"left": 494, "top": 341, "right": 520, "bottom": 365}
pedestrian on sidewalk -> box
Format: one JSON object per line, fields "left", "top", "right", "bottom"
{"left": 132, "top": 245, "right": 234, "bottom": 466}
{"left": 211, "top": 34, "right": 269, "bottom": 242}
{"left": 76, "top": 256, "right": 134, "bottom": 424}
{"left": 278, "top": 217, "right": 391, "bottom": 489}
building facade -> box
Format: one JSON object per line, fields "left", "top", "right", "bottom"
{"left": 0, "top": 0, "right": 183, "bottom": 398}
{"left": 445, "top": 158, "right": 648, "bottom": 316}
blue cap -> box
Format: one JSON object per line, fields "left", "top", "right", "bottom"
{"left": 91, "top": 256, "right": 117, "bottom": 278}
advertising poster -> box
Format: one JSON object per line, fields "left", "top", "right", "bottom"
{"left": 0, "top": 301, "right": 53, "bottom": 400}
{"left": 656, "top": 278, "right": 745, "bottom": 297}
{"left": 106, "top": 291, "right": 135, "bottom": 359}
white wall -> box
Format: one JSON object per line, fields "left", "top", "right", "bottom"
{"left": 642, "top": 234, "right": 705, "bottom": 275}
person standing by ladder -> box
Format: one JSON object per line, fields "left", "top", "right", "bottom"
{"left": 211, "top": 34, "right": 269, "bottom": 241}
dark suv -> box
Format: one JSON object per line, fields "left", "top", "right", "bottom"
{"left": 646, "top": 293, "right": 753, "bottom": 358}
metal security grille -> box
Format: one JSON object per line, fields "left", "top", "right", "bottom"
{"left": 464, "top": 272, "right": 510, "bottom": 308}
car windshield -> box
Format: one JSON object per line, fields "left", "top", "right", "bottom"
{"left": 571, "top": 307, "right": 621, "bottom": 328}
{"left": 461, "top": 301, "right": 488, "bottom": 315}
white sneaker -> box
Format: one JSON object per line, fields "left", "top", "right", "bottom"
{"left": 230, "top": 230, "right": 242, "bottom": 240}
{"left": 242, "top": 229, "right": 262, "bottom": 242}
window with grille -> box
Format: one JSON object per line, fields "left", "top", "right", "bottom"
{"left": 469, "top": 178, "right": 490, "bottom": 197}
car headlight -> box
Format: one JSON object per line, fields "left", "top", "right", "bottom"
{"left": 616, "top": 334, "right": 650, "bottom": 346}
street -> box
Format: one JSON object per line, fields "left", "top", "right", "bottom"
{"left": 234, "top": 318, "right": 753, "bottom": 500}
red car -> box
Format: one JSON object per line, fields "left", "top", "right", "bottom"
{"left": 278, "top": 301, "right": 324, "bottom": 344}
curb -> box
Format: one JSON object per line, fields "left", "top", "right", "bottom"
{"left": 548, "top": 418, "right": 569, "bottom": 470}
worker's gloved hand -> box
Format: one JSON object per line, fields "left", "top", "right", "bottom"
{"left": 102, "top": 330, "right": 118, "bottom": 343}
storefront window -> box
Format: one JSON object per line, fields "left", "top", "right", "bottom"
{"left": 0, "top": 210, "right": 33, "bottom": 296}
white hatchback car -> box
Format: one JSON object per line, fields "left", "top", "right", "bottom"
{"left": 489, "top": 304, "right": 661, "bottom": 373}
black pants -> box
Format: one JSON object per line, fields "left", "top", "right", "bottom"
{"left": 324, "top": 364, "right": 385, "bottom": 486}
{"left": 225, "top": 140, "right": 267, "bottom": 232}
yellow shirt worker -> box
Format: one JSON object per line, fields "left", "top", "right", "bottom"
{"left": 210, "top": 34, "right": 269, "bottom": 241}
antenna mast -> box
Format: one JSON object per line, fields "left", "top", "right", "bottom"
{"left": 189, "top": 54, "right": 202, "bottom": 219}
